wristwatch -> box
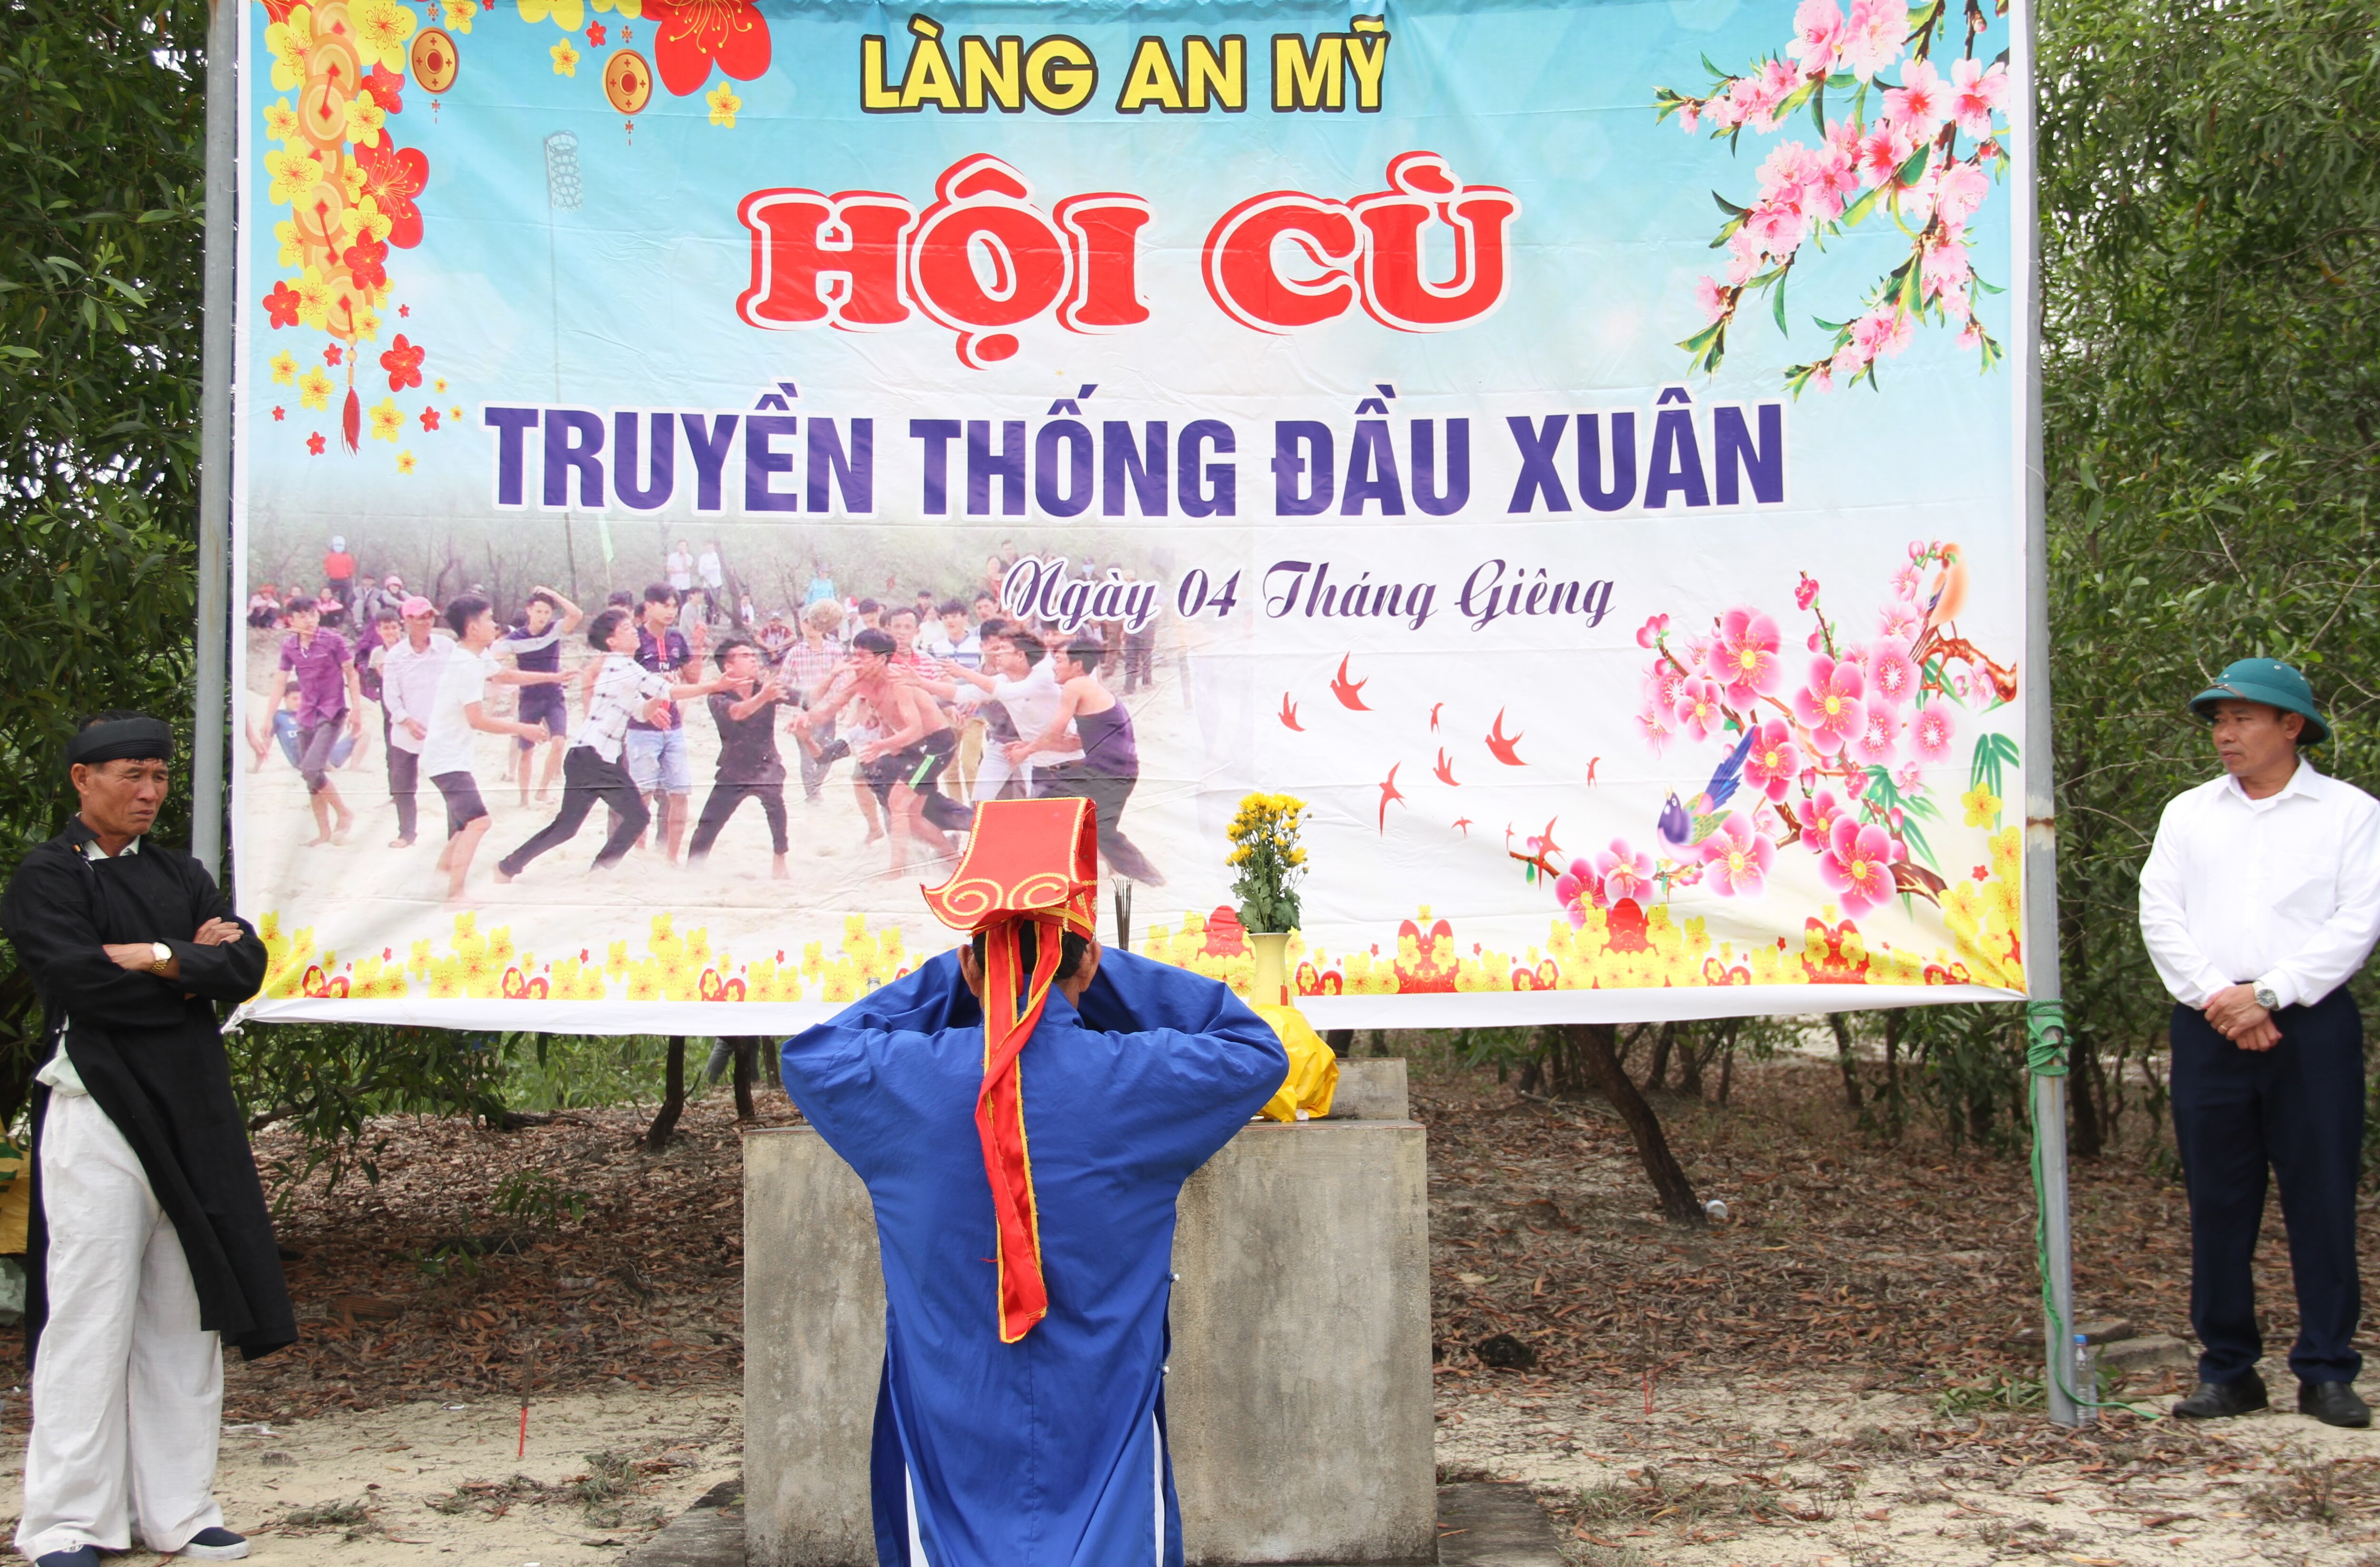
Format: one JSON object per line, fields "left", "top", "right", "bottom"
{"left": 2254, "top": 983, "right": 2280, "bottom": 1012}
{"left": 148, "top": 941, "right": 172, "bottom": 976}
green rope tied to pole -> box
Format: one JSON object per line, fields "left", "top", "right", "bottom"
{"left": 2026, "top": 1000, "right": 2068, "bottom": 1077}
{"left": 2024, "top": 998, "right": 2158, "bottom": 1419}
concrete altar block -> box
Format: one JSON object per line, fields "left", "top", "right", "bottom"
{"left": 1329, "top": 1058, "right": 1409, "bottom": 1121}
{"left": 744, "top": 1118, "right": 1435, "bottom": 1566}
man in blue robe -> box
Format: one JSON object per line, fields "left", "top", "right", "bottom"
{"left": 780, "top": 797, "right": 1287, "bottom": 1567}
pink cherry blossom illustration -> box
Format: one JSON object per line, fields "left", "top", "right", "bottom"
{"left": 1786, "top": 0, "right": 1846, "bottom": 75}
{"left": 1674, "top": 677, "right": 1726, "bottom": 743}
{"left": 1912, "top": 702, "right": 1957, "bottom": 762}
{"left": 1794, "top": 654, "right": 1867, "bottom": 755}
{"left": 1797, "top": 787, "right": 1851, "bottom": 852}
{"left": 1950, "top": 57, "right": 2010, "bottom": 139}
{"left": 1554, "top": 858, "right": 1597, "bottom": 928}
{"left": 1852, "top": 705, "right": 1901, "bottom": 765}
{"left": 1866, "top": 640, "right": 1919, "bottom": 707}
{"left": 1596, "top": 839, "right": 1657, "bottom": 906}
{"left": 1743, "top": 719, "right": 1801, "bottom": 801}
{"left": 1636, "top": 703, "right": 1676, "bottom": 759}
{"left": 1701, "top": 812, "right": 1776, "bottom": 898}
{"left": 1708, "top": 607, "right": 1783, "bottom": 707}
{"left": 1821, "top": 817, "right": 1897, "bottom": 917}
{"left": 1635, "top": 613, "right": 1670, "bottom": 649}
{"left": 1882, "top": 58, "right": 1951, "bottom": 140}
{"left": 1655, "top": 1, "right": 2009, "bottom": 391}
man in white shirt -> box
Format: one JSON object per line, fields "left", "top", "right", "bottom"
{"left": 2139, "top": 658, "right": 2380, "bottom": 1428}
{"left": 419, "top": 595, "right": 567, "bottom": 901}
{"left": 376, "top": 595, "right": 450, "bottom": 848}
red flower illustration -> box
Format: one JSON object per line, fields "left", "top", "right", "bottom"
{"left": 586, "top": 20, "right": 606, "bottom": 44}
{"left": 323, "top": 343, "right": 343, "bottom": 367}
{"left": 419, "top": 405, "right": 441, "bottom": 431}
{"left": 381, "top": 333, "right": 426, "bottom": 391}
{"left": 344, "top": 233, "right": 390, "bottom": 294}
{"left": 361, "top": 62, "right": 405, "bottom": 114}
{"left": 353, "top": 137, "right": 431, "bottom": 249}
{"left": 272, "top": 407, "right": 286, "bottom": 421}
{"left": 306, "top": 432, "right": 327, "bottom": 455}
{"left": 398, "top": 303, "right": 411, "bottom": 317}
{"left": 644, "top": 0, "right": 772, "bottom": 98}
{"left": 262, "top": 280, "right": 302, "bottom": 329}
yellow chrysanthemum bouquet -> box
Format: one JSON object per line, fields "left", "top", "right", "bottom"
{"left": 1228, "top": 791, "right": 1309, "bottom": 934}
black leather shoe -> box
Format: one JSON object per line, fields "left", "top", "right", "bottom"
{"left": 2173, "top": 1371, "right": 2268, "bottom": 1419}
{"left": 2299, "top": 1381, "right": 2371, "bottom": 1428}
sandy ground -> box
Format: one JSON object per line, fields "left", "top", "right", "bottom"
{"left": 0, "top": 1388, "right": 743, "bottom": 1564}
{"left": 9, "top": 1369, "right": 2379, "bottom": 1564}
{"left": 1440, "top": 1368, "right": 2380, "bottom": 1566}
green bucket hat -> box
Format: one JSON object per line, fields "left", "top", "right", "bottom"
{"left": 2190, "top": 657, "right": 2329, "bottom": 745}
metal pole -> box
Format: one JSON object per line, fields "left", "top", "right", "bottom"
{"left": 191, "top": 0, "right": 241, "bottom": 878}
{"left": 2012, "top": 0, "right": 2081, "bottom": 1428}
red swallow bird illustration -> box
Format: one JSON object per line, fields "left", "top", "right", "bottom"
{"left": 1452, "top": 817, "right": 1473, "bottom": 837}
{"left": 1330, "top": 655, "right": 1370, "bottom": 711}
{"left": 1429, "top": 702, "right": 1444, "bottom": 732}
{"left": 1278, "top": 694, "right": 1303, "bottom": 731}
{"left": 1377, "top": 763, "right": 1406, "bottom": 832}
{"left": 1485, "top": 708, "right": 1525, "bottom": 766}
{"left": 1432, "top": 747, "right": 1459, "bottom": 787}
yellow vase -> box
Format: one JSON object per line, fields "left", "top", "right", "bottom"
{"left": 1249, "top": 930, "right": 1292, "bottom": 1008}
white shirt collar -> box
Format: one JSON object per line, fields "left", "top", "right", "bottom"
{"left": 2222, "top": 756, "right": 2321, "bottom": 811}
{"left": 82, "top": 835, "right": 141, "bottom": 860}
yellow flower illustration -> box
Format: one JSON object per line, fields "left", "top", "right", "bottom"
{"left": 369, "top": 396, "right": 404, "bottom": 442}
{"left": 297, "top": 365, "right": 333, "bottom": 411}
{"left": 440, "top": 0, "right": 475, "bottom": 30}
{"left": 433, "top": 376, "right": 448, "bottom": 393}
{"left": 588, "top": 0, "right": 640, "bottom": 13}
{"left": 354, "top": 0, "right": 417, "bottom": 68}
{"left": 706, "top": 82, "right": 742, "bottom": 127}
{"left": 550, "top": 38, "right": 581, "bottom": 75}
{"left": 522, "top": 0, "right": 586, "bottom": 30}
{"left": 397, "top": 450, "right": 416, "bottom": 474}
{"left": 264, "top": 146, "right": 319, "bottom": 208}
{"left": 1960, "top": 786, "right": 2002, "bottom": 829}
{"left": 269, "top": 350, "right": 298, "bottom": 386}
{"left": 343, "top": 93, "right": 387, "bottom": 146}
{"left": 264, "top": 100, "right": 303, "bottom": 145}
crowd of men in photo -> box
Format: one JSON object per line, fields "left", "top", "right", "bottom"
{"left": 246, "top": 537, "right": 1167, "bottom": 901}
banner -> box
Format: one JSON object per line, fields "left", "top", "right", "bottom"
{"left": 231, "top": 0, "right": 2033, "bottom": 1028}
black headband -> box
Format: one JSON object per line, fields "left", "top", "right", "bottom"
{"left": 66, "top": 718, "right": 175, "bottom": 769}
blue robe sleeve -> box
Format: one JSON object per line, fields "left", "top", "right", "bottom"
{"left": 779, "top": 950, "right": 981, "bottom": 1178}
{"left": 1071, "top": 949, "right": 1291, "bottom": 1175}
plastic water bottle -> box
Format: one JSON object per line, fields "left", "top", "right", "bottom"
{"left": 1703, "top": 1199, "right": 1728, "bottom": 1221}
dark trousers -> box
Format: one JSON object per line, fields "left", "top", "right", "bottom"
{"left": 1038, "top": 765, "right": 1161, "bottom": 884}
{"left": 388, "top": 746, "right": 419, "bottom": 842}
{"left": 499, "top": 746, "right": 648, "bottom": 875}
{"left": 2171, "top": 989, "right": 2365, "bottom": 1386}
{"left": 688, "top": 780, "right": 789, "bottom": 858}
{"left": 796, "top": 717, "right": 834, "bottom": 801}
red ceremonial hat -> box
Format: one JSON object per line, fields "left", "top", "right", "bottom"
{"left": 920, "top": 797, "right": 1099, "bottom": 1342}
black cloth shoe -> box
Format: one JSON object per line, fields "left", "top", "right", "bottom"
{"left": 2299, "top": 1381, "right": 2371, "bottom": 1428}
{"left": 2173, "top": 1370, "right": 2268, "bottom": 1419}
{"left": 34, "top": 1549, "right": 101, "bottom": 1567}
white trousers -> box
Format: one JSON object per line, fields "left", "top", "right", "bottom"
{"left": 16, "top": 1090, "right": 225, "bottom": 1558}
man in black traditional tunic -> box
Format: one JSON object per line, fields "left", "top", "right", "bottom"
{"left": 0, "top": 713, "right": 288, "bottom": 1566}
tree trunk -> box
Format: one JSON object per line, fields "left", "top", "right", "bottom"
{"left": 1324, "top": 1028, "right": 1354, "bottom": 1058}
{"left": 763, "top": 1032, "right": 782, "bottom": 1090}
{"left": 1828, "top": 1012, "right": 1863, "bottom": 1113}
{"left": 1566, "top": 1024, "right": 1705, "bottom": 1226}
{"left": 1717, "top": 1033, "right": 1736, "bottom": 1106}
{"left": 645, "top": 1035, "right": 687, "bottom": 1149}
{"left": 1644, "top": 1021, "right": 1677, "bottom": 1091}
{"left": 1881, "top": 1010, "right": 1905, "bottom": 1134}
{"left": 731, "top": 1037, "right": 759, "bottom": 1123}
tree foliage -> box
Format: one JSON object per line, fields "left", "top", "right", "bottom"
{"left": 2037, "top": 0, "right": 2380, "bottom": 1150}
